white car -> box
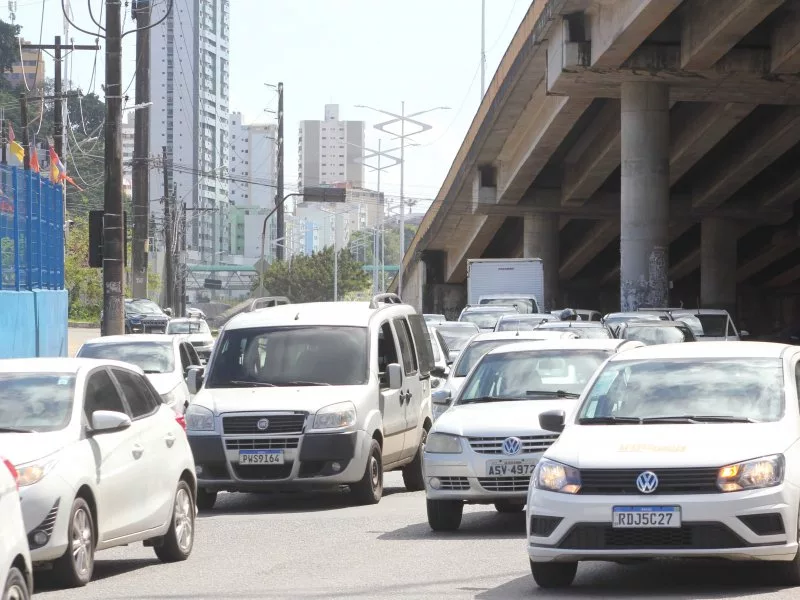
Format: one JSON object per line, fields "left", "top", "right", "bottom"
{"left": 0, "top": 358, "right": 197, "bottom": 587}
{"left": 527, "top": 341, "right": 800, "bottom": 589}
{"left": 431, "top": 330, "right": 580, "bottom": 421}
{"left": 425, "top": 339, "right": 643, "bottom": 531}
{"left": 76, "top": 335, "right": 203, "bottom": 414}
{"left": 167, "top": 318, "right": 216, "bottom": 363}
{"left": 1, "top": 457, "right": 32, "bottom": 600}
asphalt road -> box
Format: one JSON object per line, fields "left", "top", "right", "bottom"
{"left": 31, "top": 472, "right": 798, "bottom": 600}
{"left": 68, "top": 328, "right": 101, "bottom": 357}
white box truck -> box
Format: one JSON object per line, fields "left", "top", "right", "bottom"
{"left": 466, "top": 258, "right": 546, "bottom": 313}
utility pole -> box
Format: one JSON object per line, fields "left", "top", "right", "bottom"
{"left": 19, "top": 93, "right": 29, "bottom": 170}
{"left": 131, "top": 0, "right": 152, "bottom": 298}
{"left": 276, "top": 82, "right": 285, "bottom": 261}
{"left": 162, "top": 146, "right": 173, "bottom": 312}
{"left": 102, "top": 0, "right": 125, "bottom": 336}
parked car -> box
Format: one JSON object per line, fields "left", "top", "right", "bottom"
{"left": 424, "top": 314, "right": 447, "bottom": 326}
{"left": 0, "top": 358, "right": 196, "bottom": 587}
{"left": 669, "top": 308, "right": 746, "bottom": 341}
{"left": 124, "top": 299, "right": 171, "bottom": 334}
{"left": 458, "top": 305, "right": 520, "bottom": 332}
{"left": 528, "top": 341, "right": 800, "bottom": 588}
{"left": 425, "top": 339, "right": 644, "bottom": 531}
{"left": 536, "top": 321, "right": 615, "bottom": 339}
{"left": 602, "top": 311, "right": 664, "bottom": 336}
{"left": 437, "top": 322, "right": 481, "bottom": 363}
{"left": 183, "top": 293, "right": 435, "bottom": 509}
{"left": 494, "top": 313, "right": 558, "bottom": 331}
{"left": 167, "top": 318, "right": 216, "bottom": 363}
{"left": 615, "top": 320, "right": 697, "bottom": 345}
{"left": 76, "top": 335, "right": 202, "bottom": 414}
{"left": 427, "top": 326, "right": 453, "bottom": 389}
{"left": 1, "top": 456, "right": 32, "bottom": 600}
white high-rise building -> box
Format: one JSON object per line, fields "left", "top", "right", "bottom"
{"left": 149, "top": 0, "right": 231, "bottom": 264}
{"left": 298, "top": 104, "right": 365, "bottom": 189}
{"left": 229, "top": 112, "right": 277, "bottom": 209}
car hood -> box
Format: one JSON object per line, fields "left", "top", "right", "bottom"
{"left": 432, "top": 399, "right": 580, "bottom": 437}
{"left": 147, "top": 372, "right": 183, "bottom": 395}
{"left": 192, "top": 385, "right": 366, "bottom": 414}
{"left": 546, "top": 422, "right": 791, "bottom": 469}
{"left": 185, "top": 334, "right": 214, "bottom": 346}
{"left": 0, "top": 431, "right": 73, "bottom": 465}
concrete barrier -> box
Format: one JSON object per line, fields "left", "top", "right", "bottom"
{"left": 0, "top": 290, "right": 36, "bottom": 358}
{"left": 34, "top": 289, "right": 68, "bottom": 358}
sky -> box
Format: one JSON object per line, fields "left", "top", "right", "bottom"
{"left": 12, "top": 0, "right": 531, "bottom": 210}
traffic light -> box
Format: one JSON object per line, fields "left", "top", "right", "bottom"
{"left": 88, "top": 210, "right": 128, "bottom": 268}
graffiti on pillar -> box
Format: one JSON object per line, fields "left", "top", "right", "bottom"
{"left": 620, "top": 275, "right": 647, "bottom": 312}
{"left": 620, "top": 246, "right": 668, "bottom": 311}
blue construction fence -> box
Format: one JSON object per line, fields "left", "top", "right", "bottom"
{"left": 0, "top": 165, "right": 68, "bottom": 359}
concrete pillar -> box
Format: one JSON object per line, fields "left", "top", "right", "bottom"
{"left": 700, "top": 217, "right": 737, "bottom": 315}
{"left": 421, "top": 250, "right": 446, "bottom": 315}
{"left": 523, "top": 213, "right": 560, "bottom": 312}
{"left": 619, "top": 82, "right": 670, "bottom": 311}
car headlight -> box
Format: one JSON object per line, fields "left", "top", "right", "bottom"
{"left": 16, "top": 455, "right": 59, "bottom": 487}
{"left": 312, "top": 401, "right": 357, "bottom": 430}
{"left": 717, "top": 454, "right": 784, "bottom": 492}
{"left": 185, "top": 404, "right": 215, "bottom": 431}
{"left": 161, "top": 386, "right": 188, "bottom": 412}
{"left": 533, "top": 458, "right": 581, "bottom": 494}
{"left": 425, "top": 432, "right": 463, "bottom": 454}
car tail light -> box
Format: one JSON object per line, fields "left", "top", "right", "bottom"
{"left": 3, "top": 458, "right": 19, "bottom": 488}
{"left": 175, "top": 414, "right": 186, "bottom": 431}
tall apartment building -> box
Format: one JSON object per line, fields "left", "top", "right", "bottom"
{"left": 229, "top": 112, "right": 277, "bottom": 209}
{"left": 149, "top": 0, "right": 231, "bottom": 264}
{"left": 3, "top": 39, "right": 44, "bottom": 89}
{"left": 298, "top": 104, "right": 365, "bottom": 189}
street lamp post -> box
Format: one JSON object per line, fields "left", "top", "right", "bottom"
{"left": 258, "top": 192, "right": 301, "bottom": 298}
{"left": 354, "top": 103, "right": 450, "bottom": 298}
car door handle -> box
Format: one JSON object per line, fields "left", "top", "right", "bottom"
{"left": 404, "top": 390, "right": 413, "bottom": 403}
{"left": 132, "top": 444, "right": 144, "bottom": 460}
{"left": 165, "top": 433, "right": 176, "bottom": 448}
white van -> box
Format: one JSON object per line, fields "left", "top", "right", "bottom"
{"left": 184, "top": 294, "right": 435, "bottom": 508}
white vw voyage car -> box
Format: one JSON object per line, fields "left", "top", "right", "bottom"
{"left": 527, "top": 342, "right": 800, "bottom": 589}
{"left": 0, "top": 358, "right": 197, "bottom": 588}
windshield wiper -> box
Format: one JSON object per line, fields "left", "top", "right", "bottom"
{"left": 143, "top": 369, "right": 164, "bottom": 374}
{"left": 227, "top": 380, "right": 277, "bottom": 388}
{"left": 640, "top": 415, "right": 759, "bottom": 424}
{"left": 461, "top": 396, "right": 524, "bottom": 404}
{"left": 0, "top": 426, "right": 34, "bottom": 433}
{"left": 526, "top": 389, "right": 581, "bottom": 398}
{"left": 280, "top": 381, "right": 332, "bottom": 387}
{"left": 578, "top": 416, "right": 642, "bottom": 424}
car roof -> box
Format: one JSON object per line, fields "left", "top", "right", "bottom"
{"left": 539, "top": 321, "right": 606, "bottom": 328}
{"left": 486, "top": 339, "right": 640, "bottom": 356}
{"left": 168, "top": 317, "right": 207, "bottom": 323}
{"left": 671, "top": 308, "right": 729, "bottom": 316}
{"left": 0, "top": 357, "right": 145, "bottom": 375}
{"left": 225, "top": 301, "right": 413, "bottom": 330}
{"left": 621, "top": 320, "right": 688, "bottom": 328}
{"left": 608, "top": 341, "right": 792, "bottom": 361}
{"left": 81, "top": 334, "right": 177, "bottom": 345}
{"left": 438, "top": 321, "right": 480, "bottom": 329}
{"left": 462, "top": 305, "right": 518, "bottom": 312}
{"left": 605, "top": 311, "right": 660, "bottom": 318}
{"left": 498, "top": 313, "right": 553, "bottom": 319}
{"left": 471, "top": 331, "right": 577, "bottom": 342}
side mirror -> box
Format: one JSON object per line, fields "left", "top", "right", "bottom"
{"left": 539, "top": 410, "right": 566, "bottom": 433}
{"left": 90, "top": 410, "right": 131, "bottom": 434}
{"left": 740, "top": 330, "right": 750, "bottom": 338}
{"left": 430, "top": 366, "right": 447, "bottom": 378}
{"left": 164, "top": 308, "right": 173, "bottom": 317}
{"left": 187, "top": 366, "right": 205, "bottom": 394}
{"left": 387, "top": 363, "right": 403, "bottom": 390}
{"left": 432, "top": 389, "right": 452, "bottom": 406}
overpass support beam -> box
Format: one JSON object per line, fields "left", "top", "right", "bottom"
{"left": 620, "top": 82, "right": 670, "bottom": 311}
{"left": 701, "top": 218, "right": 738, "bottom": 316}
{"left": 523, "top": 213, "right": 559, "bottom": 312}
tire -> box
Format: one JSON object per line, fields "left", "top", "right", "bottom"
{"left": 196, "top": 488, "right": 217, "bottom": 511}
{"left": 350, "top": 439, "right": 383, "bottom": 505}
{"left": 530, "top": 560, "right": 577, "bottom": 589}
{"left": 401, "top": 428, "right": 428, "bottom": 492}
{"left": 3, "top": 567, "right": 30, "bottom": 600}
{"left": 494, "top": 501, "right": 524, "bottom": 513}
{"left": 427, "top": 498, "right": 463, "bottom": 531}
{"left": 154, "top": 480, "right": 195, "bottom": 563}
{"left": 51, "top": 497, "right": 95, "bottom": 588}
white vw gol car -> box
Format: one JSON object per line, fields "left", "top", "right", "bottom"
{"left": 0, "top": 358, "right": 197, "bottom": 588}
{"left": 1, "top": 457, "right": 32, "bottom": 600}
{"left": 424, "top": 339, "right": 643, "bottom": 531}
{"left": 527, "top": 342, "right": 800, "bottom": 589}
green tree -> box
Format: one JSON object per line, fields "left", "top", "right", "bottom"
{"left": 0, "top": 19, "right": 20, "bottom": 75}
{"left": 64, "top": 217, "right": 102, "bottom": 321}
{"left": 254, "top": 246, "right": 370, "bottom": 303}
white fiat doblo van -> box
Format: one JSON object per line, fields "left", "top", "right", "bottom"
{"left": 184, "top": 294, "right": 436, "bottom": 508}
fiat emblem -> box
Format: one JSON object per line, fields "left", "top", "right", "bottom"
{"left": 256, "top": 418, "right": 269, "bottom": 431}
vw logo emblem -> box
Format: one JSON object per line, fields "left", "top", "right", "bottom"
{"left": 636, "top": 471, "right": 659, "bottom": 494}
{"left": 256, "top": 418, "right": 270, "bottom": 431}
{"left": 501, "top": 437, "right": 522, "bottom": 455}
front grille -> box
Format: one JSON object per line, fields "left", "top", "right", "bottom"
{"left": 232, "top": 464, "right": 293, "bottom": 480}
{"left": 530, "top": 515, "right": 562, "bottom": 537}
{"left": 557, "top": 523, "right": 748, "bottom": 550}
{"left": 437, "top": 476, "right": 470, "bottom": 491}
{"left": 142, "top": 319, "right": 167, "bottom": 326}
{"left": 225, "top": 437, "right": 299, "bottom": 450}
{"left": 467, "top": 434, "right": 558, "bottom": 455}
{"left": 222, "top": 414, "right": 307, "bottom": 435}
{"left": 477, "top": 476, "right": 530, "bottom": 492}
{"left": 579, "top": 467, "right": 720, "bottom": 495}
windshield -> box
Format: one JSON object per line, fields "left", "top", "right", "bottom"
{"left": 579, "top": 358, "right": 784, "bottom": 423}
{"left": 127, "top": 300, "right": 164, "bottom": 315}
{"left": 206, "top": 326, "right": 368, "bottom": 387}
{"left": 622, "top": 325, "right": 688, "bottom": 345}
{"left": 0, "top": 373, "right": 75, "bottom": 432}
{"left": 438, "top": 326, "right": 477, "bottom": 351}
{"left": 455, "top": 339, "right": 534, "bottom": 377}
{"left": 690, "top": 314, "right": 728, "bottom": 337}
{"left": 496, "top": 318, "right": 547, "bottom": 331}
{"left": 78, "top": 341, "right": 175, "bottom": 374}
{"left": 479, "top": 297, "right": 538, "bottom": 313}
{"left": 460, "top": 310, "right": 514, "bottom": 330}
{"left": 539, "top": 325, "right": 612, "bottom": 339}
{"left": 167, "top": 320, "right": 211, "bottom": 335}
{"left": 458, "top": 350, "right": 611, "bottom": 403}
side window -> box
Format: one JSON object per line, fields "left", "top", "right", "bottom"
{"left": 377, "top": 322, "right": 400, "bottom": 388}
{"left": 84, "top": 369, "right": 126, "bottom": 420}
{"left": 436, "top": 330, "right": 451, "bottom": 358}
{"left": 179, "top": 344, "right": 191, "bottom": 371}
{"left": 407, "top": 314, "right": 434, "bottom": 376}
{"left": 112, "top": 368, "right": 159, "bottom": 419}
{"left": 393, "top": 318, "right": 418, "bottom": 376}
{"left": 184, "top": 343, "right": 201, "bottom": 366}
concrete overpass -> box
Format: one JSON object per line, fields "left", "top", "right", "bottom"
{"left": 393, "top": 0, "right": 800, "bottom": 334}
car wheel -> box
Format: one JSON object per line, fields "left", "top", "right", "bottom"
{"left": 494, "top": 501, "right": 524, "bottom": 513}
{"left": 350, "top": 439, "right": 383, "bottom": 505}
{"left": 426, "top": 498, "right": 463, "bottom": 531}
{"left": 530, "top": 560, "right": 577, "bottom": 589}
{"left": 154, "top": 480, "right": 195, "bottom": 563}
{"left": 3, "top": 567, "right": 29, "bottom": 600}
{"left": 51, "top": 497, "right": 95, "bottom": 588}
{"left": 196, "top": 488, "right": 217, "bottom": 511}
{"left": 401, "top": 428, "right": 428, "bottom": 492}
